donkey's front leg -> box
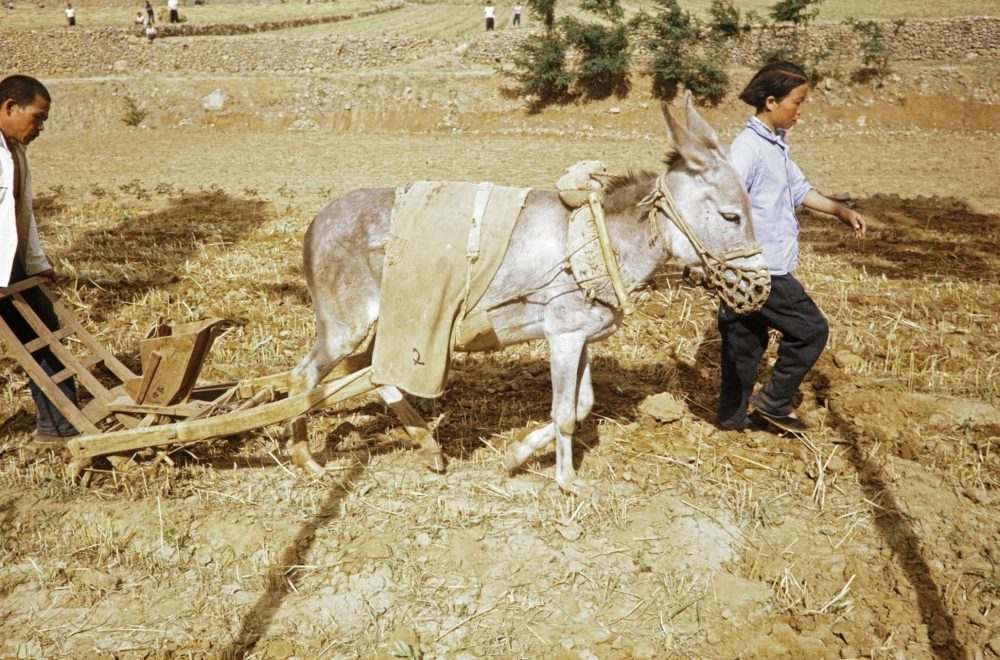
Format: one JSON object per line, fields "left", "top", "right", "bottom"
{"left": 547, "top": 332, "right": 592, "bottom": 495}
{"left": 505, "top": 345, "right": 594, "bottom": 476}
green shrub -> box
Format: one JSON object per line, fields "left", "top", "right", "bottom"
{"left": 578, "top": 0, "right": 624, "bottom": 22}
{"left": 526, "top": 0, "right": 557, "bottom": 28}
{"left": 643, "top": 0, "right": 729, "bottom": 105}
{"left": 769, "top": 0, "right": 822, "bottom": 26}
{"left": 509, "top": 30, "right": 575, "bottom": 110}
{"left": 848, "top": 18, "right": 905, "bottom": 82}
{"left": 561, "top": 18, "right": 631, "bottom": 100}
{"left": 122, "top": 96, "right": 148, "bottom": 127}
{"left": 510, "top": 0, "right": 634, "bottom": 108}
{"left": 744, "top": 9, "right": 765, "bottom": 27}
{"left": 707, "top": 0, "right": 743, "bottom": 37}
{"left": 755, "top": 0, "right": 835, "bottom": 81}
{"left": 681, "top": 59, "right": 729, "bottom": 103}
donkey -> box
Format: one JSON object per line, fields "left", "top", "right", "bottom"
{"left": 287, "top": 95, "right": 770, "bottom": 495}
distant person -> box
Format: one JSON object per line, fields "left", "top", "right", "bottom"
{"left": 64, "top": 1, "right": 74, "bottom": 25}
{"left": 145, "top": 0, "right": 154, "bottom": 23}
{"left": 145, "top": 23, "right": 156, "bottom": 40}
{"left": 715, "top": 61, "right": 866, "bottom": 433}
{"left": 134, "top": 10, "right": 145, "bottom": 24}
{"left": 4, "top": 1, "right": 14, "bottom": 10}
{"left": 0, "top": 75, "right": 79, "bottom": 446}
{"left": 167, "top": 0, "right": 178, "bottom": 23}
{"left": 484, "top": 0, "right": 494, "bottom": 31}
{"left": 512, "top": 2, "right": 521, "bottom": 26}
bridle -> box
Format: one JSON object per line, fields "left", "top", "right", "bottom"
{"left": 642, "top": 174, "right": 771, "bottom": 314}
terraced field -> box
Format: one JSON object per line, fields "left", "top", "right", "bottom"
{"left": 279, "top": 4, "right": 490, "bottom": 39}
{"left": 4, "top": 0, "right": 997, "bottom": 34}
{"left": 0, "top": 0, "right": 372, "bottom": 29}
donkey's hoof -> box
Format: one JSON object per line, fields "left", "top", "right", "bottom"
{"left": 558, "top": 477, "right": 584, "bottom": 496}
{"left": 288, "top": 441, "right": 325, "bottom": 477}
{"left": 559, "top": 478, "right": 605, "bottom": 502}
{"left": 504, "top": 444, "right": 525, "bottom": 473}
{"left": 418, "top": 448, "right": 447, "bottom": 473}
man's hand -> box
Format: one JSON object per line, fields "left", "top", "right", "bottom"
{"left": 33, "top": 268, "right": 57, "bottom": 280}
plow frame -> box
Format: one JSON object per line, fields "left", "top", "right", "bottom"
{"left": 0, "top": 276, "right": 382, "bottom": 478}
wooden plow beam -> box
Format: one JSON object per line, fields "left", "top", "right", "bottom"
{"left": 67, "top": 366, "right": 377, "bottom": 460}
{"left": 1, "top": 276, "right": 381, "bottom": 471}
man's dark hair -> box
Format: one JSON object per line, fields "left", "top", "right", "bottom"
{"left": 738, "top": 61, "right": 807, "bottom": 111}
{"left": 0, "top": 75, "right": 51, "bottom": 107}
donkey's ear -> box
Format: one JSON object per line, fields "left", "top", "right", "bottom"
{"left": 661, "top": 98, "right": 712, "bottom": 172}
{"left": 682, "top": 91, "right": 726, "bottom": 154}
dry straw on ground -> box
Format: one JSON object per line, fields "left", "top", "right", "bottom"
{"left": 1, "top": 2, "right": 999, "bottom": 657}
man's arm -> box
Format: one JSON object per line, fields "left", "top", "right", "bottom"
{"left": 21, "top": 155, "right": 54, "bottom": 276}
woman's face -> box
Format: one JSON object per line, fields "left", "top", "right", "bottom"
{"left": 765, "top": 82, "right": 809, "bottom": 131}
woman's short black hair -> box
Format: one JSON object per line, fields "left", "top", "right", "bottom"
{"left": 738, "top": 61, "right": 808, "bottom": 112}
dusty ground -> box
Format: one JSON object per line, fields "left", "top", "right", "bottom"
{"left": 1, "top": 36, "right": 999, "bottom": 660}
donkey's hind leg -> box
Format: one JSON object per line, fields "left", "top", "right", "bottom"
{"left": 287, "top": 324, "right": 373, "bottom": 476}
{"left": 379, "top": 386, "right": 446, "bottom": 473}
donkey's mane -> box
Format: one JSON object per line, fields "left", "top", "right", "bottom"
{"left": 601, "top": 167, "right": 658, "bottom": 214}
{"left": 662, "top": 150, "right": 683, "bottom": 172}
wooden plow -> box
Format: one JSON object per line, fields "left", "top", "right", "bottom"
{"left": 0, "top": 276, "right": 382, "bottom": 479}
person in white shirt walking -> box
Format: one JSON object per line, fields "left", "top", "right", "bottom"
{"left": 484, "top": 0, "right": 495, "bottom": 31}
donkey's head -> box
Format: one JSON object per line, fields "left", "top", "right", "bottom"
{"left": 652, "top": 93, "right": 770, "bottom": 314}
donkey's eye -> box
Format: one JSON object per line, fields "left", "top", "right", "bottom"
{"left": 721, "top": 212, "right": 740, "bottom": 223}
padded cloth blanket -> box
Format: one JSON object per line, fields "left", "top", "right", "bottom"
{"left": 371, "top": 181, "right": 529, "bottom": 397}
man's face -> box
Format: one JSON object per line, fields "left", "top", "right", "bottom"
{"left": 2, "top": 94, "right": 50, "bottom": 146}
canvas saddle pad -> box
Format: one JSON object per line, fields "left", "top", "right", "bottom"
{"left": 371, "top": 181, "right": 529, "bottom": 398}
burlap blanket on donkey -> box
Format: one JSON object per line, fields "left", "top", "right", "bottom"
{"left": 371, "top": 181, "right": 529, "bottom": 398}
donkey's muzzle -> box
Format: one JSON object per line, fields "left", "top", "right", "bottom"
{"left": 716, "top": 262, "right": 771, "bottom": 314}
{"left": 684, "top": 250, "right": 771, "bottom": 315}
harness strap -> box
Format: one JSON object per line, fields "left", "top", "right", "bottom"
{"left": 459, "top": 181, "right": 495, "bottom": 331}
{"left": 468, "top": 181, "right": 493, "bottom": 262}
{"left": 587, "top": 192, "right": 635, "bottom": 315}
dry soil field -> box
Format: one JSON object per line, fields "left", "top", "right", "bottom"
{"left": 1, "top": 2, "right": 1000, "bottom": 659}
